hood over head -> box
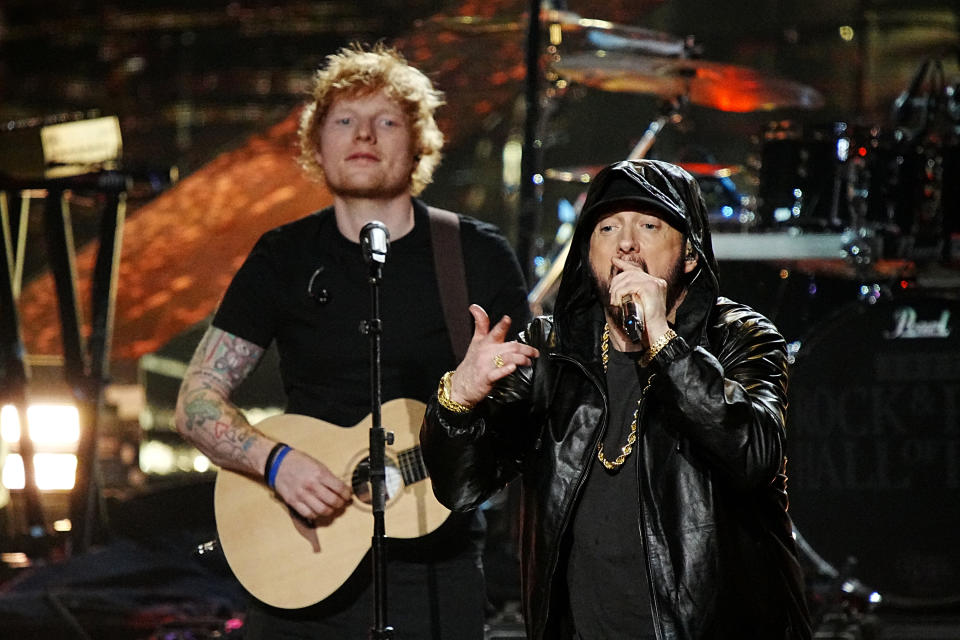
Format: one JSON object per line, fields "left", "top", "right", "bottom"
{"left": 552, "top": 159, "right": 720, "bottom": 359}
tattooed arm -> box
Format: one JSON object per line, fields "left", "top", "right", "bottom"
{"left": 174, "top": 326, "right": 265, "bottom": 472}
{"left": 175, "top": 326, "right": 351, "bottom": 519}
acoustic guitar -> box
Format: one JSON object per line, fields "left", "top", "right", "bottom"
{"left": 213, "top": 398, "right": 450, "bottom": 609}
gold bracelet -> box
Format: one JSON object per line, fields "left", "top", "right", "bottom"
{"left": 640, "top": 329, "right": 678, "bottom": 367}
{"left": 437, "top": 370, "right": 474, "bottom": 414}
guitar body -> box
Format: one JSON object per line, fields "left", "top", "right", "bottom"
{"left": 213, "top": 398, "right": 449, "bottom": 609}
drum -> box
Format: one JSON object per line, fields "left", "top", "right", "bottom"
{"left": 758, "top": 120, "right": 957, "bottom": 260}
{"left": 785, "top": 292, "right": 960, "bottom": 601}
{"left": 866, "top": 130, "right": 949, "bottom": 261}
{"left": 757, "top": 121, "right": 855, "bottom": 230}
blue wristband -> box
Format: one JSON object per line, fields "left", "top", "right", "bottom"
{"left": 267, "top": 444, "right": 292, "bottom": 489}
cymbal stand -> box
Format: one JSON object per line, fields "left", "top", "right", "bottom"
{"left": 627, "top": 96, "right": 688, "bottom": 161}
{"left": 627, "top": 32, "right": 698, "bottom": 162}
{"left": 514, "top": 0, "right": 548, "bottom": 285}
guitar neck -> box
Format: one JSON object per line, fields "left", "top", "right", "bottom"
{"left": 397, "top": 445, "right": 428, "bottom": 485}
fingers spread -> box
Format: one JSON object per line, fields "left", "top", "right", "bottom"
{"left": 488, "top": 314, "right": 513, "bottom": 342}
{"left": 468, "top": 304, "right": 490, "bottom": 339}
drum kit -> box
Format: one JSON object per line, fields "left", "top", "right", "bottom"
{"left": 430, "top": 7, "right": 960, "bottom": 620}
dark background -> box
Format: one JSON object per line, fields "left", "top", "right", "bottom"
{"left": 3, "top": 0, "right": 958, "bottom": 279}
{"left": 1, "top": 2, "right": 959, "bottom": 637}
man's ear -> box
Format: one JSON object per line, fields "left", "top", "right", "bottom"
{"left": 684, "top": 239, "right": 699, "bottom": 273}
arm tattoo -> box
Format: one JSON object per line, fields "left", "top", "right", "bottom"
{"left": 200, "top": 329, "right": 263, "bottom": 391}
{"left": 176, "top": 327, "right": 267, "bottom": 473}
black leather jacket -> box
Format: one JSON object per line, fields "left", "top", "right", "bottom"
{"left": 422, "top": 161, "right": 811, "bottom": 639}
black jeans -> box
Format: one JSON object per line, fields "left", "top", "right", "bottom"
{"left": 243, "top": 551, "right": 486, "bottom": 640}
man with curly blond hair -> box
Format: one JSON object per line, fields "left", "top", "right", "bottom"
{"left": 298, "top": 42, "right": 445, "bottom": 199}
{"left": 176, "top": 43, "right": 529, "bottom": 639}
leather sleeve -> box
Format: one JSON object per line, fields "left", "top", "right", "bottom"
{"left": 650, "top": 300, "right": 789, "bottom": 489}
{"left": 420, "top": 319, "right": 550, "bottom": 511}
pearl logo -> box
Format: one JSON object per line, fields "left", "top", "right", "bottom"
{"left": 884, "top": 307, "right": 952, "bottom": 339}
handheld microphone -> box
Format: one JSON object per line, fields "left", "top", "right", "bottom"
{"left": 360, "top": 221, "right": 390, "bottom": 265}
{"left": 620, "top": 294, "right": 644, "bottom": 343}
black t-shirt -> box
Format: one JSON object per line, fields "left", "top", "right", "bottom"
{"left": 567, "top": 346, "right": 655, "bottom": 639}
{"left": 213, "top": 198, "right": 530, "bottom": 428}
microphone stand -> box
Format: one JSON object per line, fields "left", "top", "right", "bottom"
{"left": 360, "top": 224, "right": 394, "bottom": 639}
{"left": 514, "top": 0, "right": 544, "bottom": 285}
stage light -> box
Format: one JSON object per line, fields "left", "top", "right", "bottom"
{"left": 193, "top": 455, "right": 211, "bottom": 473}
{"left": 139, "top": 440, "right": 176, "bottom": 475}
{"left": 0, "top": 403, "right": 81, "bottom": 490}
{"left": 2, "top": 453, "right": 78, "bottom": 490}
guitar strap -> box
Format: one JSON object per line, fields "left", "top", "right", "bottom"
{"left": 427, "top": 206, "right": 470, "bottom": 361}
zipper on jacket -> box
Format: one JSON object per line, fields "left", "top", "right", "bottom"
{"left": 635, "top": 393, "right": 667, "bottom": 640}
{"left": 536, "top": 353, "right": 608, "bottom": 640}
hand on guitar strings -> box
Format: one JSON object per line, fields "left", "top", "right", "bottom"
{"left": 272, "top": 450, "right": 353, "bottom": 521}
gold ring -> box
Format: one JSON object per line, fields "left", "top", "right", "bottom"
{"left": 494, "top": 354, "right": 505, "bottom": 368}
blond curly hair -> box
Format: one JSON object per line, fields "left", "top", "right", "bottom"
{"left": 298, "top": 43, "right": 445, "bottom": 196}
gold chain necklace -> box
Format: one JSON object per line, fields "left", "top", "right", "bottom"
{"left": 597, "top": 323, "right": 656, "bottom": 471}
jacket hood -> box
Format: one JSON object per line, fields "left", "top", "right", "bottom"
{"left": 553, "top": 159, "right": 720, "bottom": 360}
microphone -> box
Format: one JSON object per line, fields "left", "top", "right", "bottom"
{"left": 360, "top": 221, "right": 390, "bottom": 265}
{"left": 620, "top": 294, "right": 644, "bottom": 343}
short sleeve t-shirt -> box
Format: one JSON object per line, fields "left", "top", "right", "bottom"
{"left": 212, "top": 198, "right": 530, "bottom": 428}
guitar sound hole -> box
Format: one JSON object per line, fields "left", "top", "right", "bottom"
{"left": 351, "top": 456, "right": 403, "bottom": 505}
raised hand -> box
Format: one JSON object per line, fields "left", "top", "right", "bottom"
{"left": 448, "top": 304, "right": 540, "bottom": 408}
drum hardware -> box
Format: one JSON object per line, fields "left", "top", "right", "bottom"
{"left": 757, "top": 120, "right": 852, "bottom": 231}
{"left": 545, "top": 45, "right": 823, "bottom": 237}
{"left": 527, "top": 198, "right": 578, "bottom": 315}
{"left": 785, "top": 292, "right": 960, "bottom": 605}
{"left": 530, "top": 18, "right": 832, "bottom": 310}
{"left": 551, "top": 50, "right": 825, "bottom": 113}
{"left": 794, "top": 525, "right": 884, "bottom": 637}
{"left": 544, "top": 158, "right": 749, "bottom": 230}
{"left": 416, "top": 9, "right": 685, "bottom": 60}
{"left": 544, "top": 162, "right": 741, "bottom": 183}
{"left": 840, "top": 225, "right": 877, "bottom": 273}
{"left": 754, "top": 53, "right": 960, "bottom": 264}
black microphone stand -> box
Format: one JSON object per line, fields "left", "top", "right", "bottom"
{"left": 359, "top": 222, "right": 394, "bottom": 639}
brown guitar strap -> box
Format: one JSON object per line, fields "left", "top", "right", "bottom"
{"left": 427, "top": 206, "right": 470, "bottom": 361}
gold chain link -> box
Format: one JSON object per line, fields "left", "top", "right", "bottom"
{"left": 597, "top": 323, "right": 655, "bottom": 470}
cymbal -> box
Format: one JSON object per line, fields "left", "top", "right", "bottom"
{"left": 544, "top": 162, "right": 741, "bottom": 183}
{"left": 417, "top": 10, "right": 684, "bottom": 56}
{"left": 552, "top": 51, "right": 824, "bottom": 112}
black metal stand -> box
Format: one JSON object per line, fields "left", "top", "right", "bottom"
{"left": 627, "top": 97, "right": 687, "bottom": 161}
{"left": 515, "top": 0, "right": 545, "bottom": 285}
{"left": 0, "top": 171, "right": 127, "bottom": 555}
{"left": 0, "top": 191, "right": 47, "bottom": 538}
{"left": 360, "top": 245, "right": 394, "bottom": 640}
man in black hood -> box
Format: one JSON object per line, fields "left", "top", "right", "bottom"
{"left": 421, "top": 159, "right": 812, "bottom": 639}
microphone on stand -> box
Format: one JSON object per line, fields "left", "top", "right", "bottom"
{"left": 360, "top": 221, "right": 390, "bottom": 265}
